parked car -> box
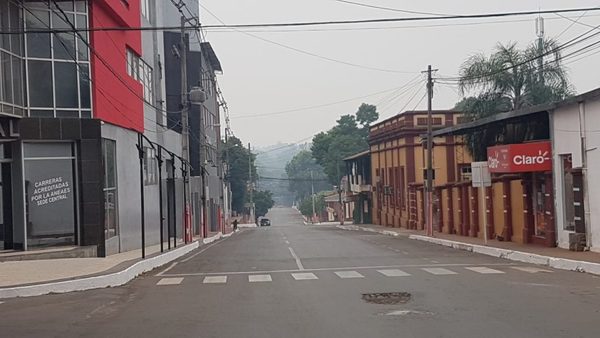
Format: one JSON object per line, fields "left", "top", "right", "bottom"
{"left": 260, "top": 218, "right": 271, "bottom": 227}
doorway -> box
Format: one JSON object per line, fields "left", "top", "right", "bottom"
{"left": 532, "top": 174, "right": 548, "bottom": 238}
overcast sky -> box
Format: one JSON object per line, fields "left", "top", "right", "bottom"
{"left": 200, "top": 0, "right": 600, "bottom": 147}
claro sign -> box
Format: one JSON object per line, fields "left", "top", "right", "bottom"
{"left": 487, "top": 141, "right": 552, "bottom": 173}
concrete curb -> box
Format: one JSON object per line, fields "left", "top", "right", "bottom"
{"left": 0, "top": 241, "right": 199, "bottom": 299}
{"left": 336, "top": 225, "right": 402, "bottom": 237}
{"left": 409, "top": 235, "right": 600, "bottom": 276}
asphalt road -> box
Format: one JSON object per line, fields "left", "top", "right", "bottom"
{"left": 1, "top": 207, "right": 600, "bottom": 337}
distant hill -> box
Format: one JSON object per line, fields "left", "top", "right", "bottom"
{"left": 255, "top": 143, "right": 310, "bottom": 206}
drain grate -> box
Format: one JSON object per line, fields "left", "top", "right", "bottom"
{"left": 362, "top": 292, "right": 411, "bottom": 305}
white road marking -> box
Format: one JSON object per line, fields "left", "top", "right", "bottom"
{"left": 402, "top": 251, "right": 409, "bottom": 255}
{"left": 377, "top": 269, "right": 411, "bottom": 277}
{"left": 465, "top": 267, "right": 505, "bottom": 274}
{"left": 156, "top": 262, "right": 178, "bottom": 276}
{"left": 422, "top": 268, "right": 458, "bottom": 275}
{"left": 156, "top": 278, "right": 184, "bottom": 285}
{"left": 0, "top": 301, "right": 4, "bottom": 305}
{"left": 203, "top": 276, "right": 227, "bottom": 284}
{"left": 288, "top": 247, "right": 305, "bottom": 270}
{"left": 285, "top": 240, "right": 290, "bottom": 244}
{"left": 384, "top": 310, "right": 434, "bottom": 316}
{"left": 430, "top": 260, "right": 440, "bottom": 264}
{"left": 334, "top": 271, "right": 364, "bottom": 279}
{"left": 249, "top": 274, "right": 272, "bottom": 283}
{"left": 160, "top": 263, "right": 516, "bottom": 277}
{"left": 511, "top": 266, "right": 553, "bottom": 273}
{"left": 292, "top": 272, "right": 318, "bottom": 280}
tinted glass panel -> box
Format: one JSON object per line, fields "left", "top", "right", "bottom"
{"left": 28, "top": 60, "right": 53, "bottom": 107}
{"left": 79, "top": 64, "right": 90, "bottom": 108}
{"left": 0, "top": 2, "right": 9, "bottom": 51}
{"left": 56, "top": 110, "right": 79, "bottom": 118}
{"left": 1, "top": 52, "right": 12, "bottom": 103}
{"left": 29, "top": 110, "right": 54, "bottom": 117}
{"left": 25, "top": 10, "right": 51, "bottom": 58}
{"left": 52, "top": 12, "right": 76, "bottom": 60}
{"left": 9, "top": 2, "right": 22, "bottom": 56}
{"left": 76, "top": 15, "right": 88, "bottom": 61}
{"left": 12, "top": 56, "right": 23, "bottom": 106}
{"left": 54, "top": 61, "right": 78, "bottom": 108}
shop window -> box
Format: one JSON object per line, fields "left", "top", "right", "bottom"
{"left": 103, "top": 139, "right": 118, "bottom": 239}
{"left": 23, "top": 143, "right": 77, "bottom": 247}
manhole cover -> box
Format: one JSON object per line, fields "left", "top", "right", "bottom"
{"left": 362, "top": 292, "right": 411, "bottom": 305}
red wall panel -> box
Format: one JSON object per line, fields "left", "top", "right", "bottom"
{"left": 90, "top": 0, "right": 143, "bottom": 132}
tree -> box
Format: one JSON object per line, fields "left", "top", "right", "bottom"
{"left": 285, "top": 150, "right": 330, "bottom": 201}
{"left": 457, "top": 39, "right": 573, "bottom": 159}
{"left": 299, "top": 193, "right": 325, "bottom": 218}
{"left": 311, "top": 103, "right": 378, "bottom": 184}
{"left": 221, "top": 136, "right": 257, "bottom": 213}
{"left": 254, "top": 190, "right": 275, "bottom": 218}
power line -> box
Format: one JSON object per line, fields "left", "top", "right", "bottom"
{"left": 333, "top": 0, "right": 450, "bottom": 16}
{"left": 198, "top": 3, "right": 416, "bottom": 74}
{"left": 6, "top": 7, "right": 600, "bottom": 33}
{"left": 232, "top": 78, "right": 421, "bottom": 119}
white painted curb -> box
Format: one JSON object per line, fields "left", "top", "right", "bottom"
{"left": 336, "top": 225, "right": 401, "bottom": 237}
{"left": 409, "top": 235, "right": 600, "bottom": 276}
{"left": 0, "top": 241, "right": 199, "bottom": 299}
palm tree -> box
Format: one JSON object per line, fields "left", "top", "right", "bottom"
{"left": 455, "top": 39, "right": 573, "bottom": 159}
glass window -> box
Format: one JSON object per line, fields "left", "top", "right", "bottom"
{"left": 56, "top": 110, "right": 79, "bottom": 118}
{"left": 76, "top": 15, "right": 88, "bottom": 61}
{"left": 52, "top": 12, "right": 76, "bottom": 60}
{"left": 143, "top": 147, "right": 157, "bottom": 185}
{"left": 28, "top": 60, "right": 53, "bottom": 107}
{"left": 75, "top": 1, "right": 87, "bottom": 13}
{"left": 25, "top": 9, "right": 51, "bottom": 59}
{"left": 1, "top": 51, "right": 11, "bottom": 104}
{"left": 141, "top": 0, "right": 150, "bottom": 21}
{"left": 30, "top": 110, "right": 54, "bottom": 118}
{"left": 24, "top": 143, "right": 76, "bottom": 246}
{"left": 103, "top": 139, "right": 118, "bottom": 239}
{"left": 54, "top": 61, "right": 78, "bottom": 108}
{"left": 0, "top": 1, "right": 9, "bottom": 51}
{"left": 12, "top": 56, "right": 23, "bottom": 107}
{"left": 9, "top": 2, "right": 22, "bottom": 56}
{"left": 79, "top": 64, "right": 90, "bottom": 108}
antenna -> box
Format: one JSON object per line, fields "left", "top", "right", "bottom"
{"left": 536, "top": 16, "right": 545, "bottom": 38}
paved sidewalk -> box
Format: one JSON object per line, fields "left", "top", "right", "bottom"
{"left": 0, "top": 231, "right": 238, "bottom": 299}
{"left": 337, "top": 224, "right": 600, "bottom": 275}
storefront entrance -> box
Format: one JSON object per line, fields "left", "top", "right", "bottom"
{"left": 23, "top": 142, "right": 78, "bottom": 247}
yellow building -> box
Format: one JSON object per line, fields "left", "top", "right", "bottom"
{"left": 369, "top": 110, "right": 468, "bottom": 229}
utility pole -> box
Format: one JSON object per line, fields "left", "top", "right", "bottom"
{"left": 311, "top": 170, "right": 316, "bottom": 224}
{"left": 425, "top": 65, "right": 435, "bottom": 237}
{"left": 179, "top": 15, "right": 191, "bottom": 242}
{"left": 248, "top": 142, "right": 254, "bottom": 223}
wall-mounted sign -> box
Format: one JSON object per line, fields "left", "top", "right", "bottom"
{"left": 487, "top": 141, "right": 552, "bottom": 173}
{"left": 0, "top": 118, "right": 19, "bottom": 140}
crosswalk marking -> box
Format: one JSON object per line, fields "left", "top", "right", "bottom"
{"left": 249, "top": 274, "right": 272, "bottom": 283}
{"left": 465, "top": 267, "right": 505, "bottom": 274}
{"left": 511, "top": 266, "right": 552, "bottom": 274}
{"left": 203, "top": 276, "right": 228, "bottom": 284}
{"left": 292, "top": 272, "right": 319, "bottom": 280}
{"left": 422, "top": 268, "right": 458, "bottom": 275}
{"left": 377, "top": 269, "right": 411, "bottom": 277}
{"left": 156, "top": 277, "right": 184, "bottom": 285}
{"left": 334, "top": 271, "right": 364, "bottom": 279}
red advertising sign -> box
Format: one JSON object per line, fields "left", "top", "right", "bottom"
{"left": 487, "top": 141, "right": 552, "bottom": 173}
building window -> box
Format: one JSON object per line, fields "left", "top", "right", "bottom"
{"left": 143, "top": 147, "right": 158, "bottom": 185}
{"left": 22, "top": 1, "right": 91, "bottom": 118}
{"left": 458, "top": 164, "right": 472, "bottom": 181}
{"left": 102, "top": 139, "right": 118, "bottom": 239}
{"left": 141, "top": 0, "right": 150, "bottom": 21}
{"left": 126, "top": 48, "right": 153, "bottom": 104}
{"left": 0, "top": 0, "right": 25, "bottom": 117}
